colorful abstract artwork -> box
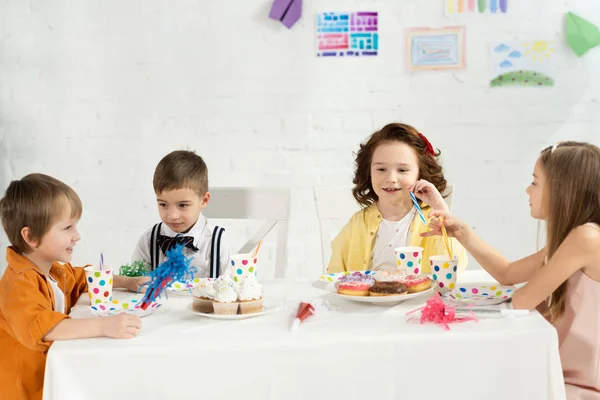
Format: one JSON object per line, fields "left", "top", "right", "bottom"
{"left": 316, "top": 12, "right": 378, "bottom": 57}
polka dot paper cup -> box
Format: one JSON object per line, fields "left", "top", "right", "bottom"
{"left": 230, "top": 254, "right": 258, "bottom": 283}
{"left": 394, "top": 246, "right": 424, "bottom": 275}
{"left": 429, "top": 255, "right": 459, "bottom": 293}
{"left": 84, "top": 266, "right": 113, "bottom": 305}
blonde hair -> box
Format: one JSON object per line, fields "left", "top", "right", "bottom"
{"left": 539, "top": 141, "right": 600, "bottom": 322}
{"left": 0, "top": 174, "right": 82, "bottom": 254}
{"left": 153, "top": 150, "right": 208, "bottom": 197}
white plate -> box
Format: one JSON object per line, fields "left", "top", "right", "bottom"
{"left": 90, "top": 299, "right": 162, "bottom": 318}
{"left": 443, "top": 282, "right": 516, "bottom": 306}
{"left": 187, "top": 300, "right": 282, "bottom": 320}
{"left": 326, "top": 282, "right": 435, "bottom": 304}
{"left": 166, "top": 279, "right": 202, "bottom": 296}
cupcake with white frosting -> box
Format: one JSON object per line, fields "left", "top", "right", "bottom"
{"left": 192, "top": 278, "right": 216, "bottom": 313}
{"left": 212, "top": 284, "right": 240, "bottom": 315}
{"left": 237, "top": 275, "right": 264, "bottom": 314}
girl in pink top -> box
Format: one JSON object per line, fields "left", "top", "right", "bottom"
{"left": 425, "top": 141, "right": 600, "bottom": 398}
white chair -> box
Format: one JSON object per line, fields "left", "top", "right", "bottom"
{"left": 443, "top": 183, "right": 455, "bottom": 212}
{"left": 203, "top": 188, "right": 290, "bottom": 279}
{"left": 313, "top": 184, "right": 455, "bottom": 271}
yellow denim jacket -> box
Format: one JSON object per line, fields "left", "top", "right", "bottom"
{"left": 327, "top": 203, "right": 468, "bottom": 274}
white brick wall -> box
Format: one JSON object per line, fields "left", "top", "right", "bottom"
{"left": 1, "top": 0, "right": 599, "bottom": 278}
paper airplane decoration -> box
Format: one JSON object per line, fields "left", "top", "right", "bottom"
{"left": 566, "top": 12, "right": 600, "bottom": 57}
{"left": 269, "top": 0, "right": 302, "bottom": 29}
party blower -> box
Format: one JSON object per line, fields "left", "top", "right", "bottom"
{"left": 406, "top": 295, "right": 477, "bottom": 330}
{"left": 290, "top": 302, "right": 315, "bottom": 332}
{"left": 139, "top": 245, "right": 196, "bottom": 310}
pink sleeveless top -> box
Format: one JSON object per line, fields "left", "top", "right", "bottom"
{"left": 553, "top": 223, "right": 600, "bottom": 398}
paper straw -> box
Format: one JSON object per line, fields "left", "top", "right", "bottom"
{"left": 439, "top": 218, "right": 454, "bottom": 259}
{"left": 252, "top": 240, "right": 263, "bottom": 258}
{"left": 409, "top": 192, "right": 427, "bottom": 225}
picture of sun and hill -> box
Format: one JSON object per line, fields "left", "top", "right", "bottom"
{"left": 490, "top": 40, "right": 555, "bottom": 87}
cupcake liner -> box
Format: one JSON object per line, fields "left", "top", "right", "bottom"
{"left": 213, "top": 301, "right": 239, "bottom": 315}
{"left": 239, "top": 298, "right": 264, "bottom": 314}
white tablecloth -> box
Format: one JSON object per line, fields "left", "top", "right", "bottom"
{"left": 43, "top": 270, "right": 565, "bottom": 400}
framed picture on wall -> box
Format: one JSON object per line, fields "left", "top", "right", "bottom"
{"left": 405, "top": 26, "right": 466, "bottom": 71}
{"left": 490, "top": 41, "right": 555, "bottom": 87}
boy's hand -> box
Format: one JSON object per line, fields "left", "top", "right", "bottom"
{"left": 127, "top": 276, "right": 151, "bottom": 293}
{"left": 101, "top": 314, "right": 142, "bottom": 339}
{"left": 408, "top": 179, "right": 449, "bottom": 213}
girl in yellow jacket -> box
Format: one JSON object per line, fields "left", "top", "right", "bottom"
{"left": 327, "top": 123, "right": 467, "bottom": 274}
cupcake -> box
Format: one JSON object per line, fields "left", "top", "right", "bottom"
{"left": 212, "top": 285, "right": 239, "bottom": 315}
{"left": 192, "top": 278, "right": 216, "bottom": 313}
{"left": 213, "top": 275, "right": 235, "bottom": 291}
{"left": 237, "top": 275, "right": 264, "bottom": 314}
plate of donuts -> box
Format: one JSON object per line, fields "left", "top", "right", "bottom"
{"left": 321, "top": 271, "right": 435, "bottom": 305}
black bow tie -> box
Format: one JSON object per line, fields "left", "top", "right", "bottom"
{"left": 156, "top": 235, "right": 199, "bottom": 254}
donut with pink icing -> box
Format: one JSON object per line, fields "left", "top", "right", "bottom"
{"left": 398, "top": 275, "right": 432, "bottom": 293}
{"left": 374, "top": 270, "right": 405, "bottom": 282}
{"left": 336, "top": 272, "right": 375, "bottom": 296}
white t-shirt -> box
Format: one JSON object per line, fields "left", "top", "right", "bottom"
{"left": 370, "top": 208, "right": 415, "bottom": 271}
{"left": 131, "top": 214, "right": 232, "bottom": 278}
{"left": 47, "top": 275, "right": 65, "bottom": 313}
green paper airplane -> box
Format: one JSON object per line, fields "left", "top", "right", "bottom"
{"left": 566, "top": 12, "right": 600, "bottom": 57}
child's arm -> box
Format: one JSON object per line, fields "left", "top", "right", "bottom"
{"left": 511, "top": 224, "right": 600, "bottom": 310}
{"left": 0, "top": 279, "right": 140, "bottom": 352}
{"left": 459, "top": 224, "right": 545, "bottom": 285}
{"left": 423, "top": 210, "right": 544, "bottom": 285}
{"left": 43, "top": 314, "right": 141, "bottom": 341}
{"left": 113, "top": 275, "right": 150, "bottom": 293}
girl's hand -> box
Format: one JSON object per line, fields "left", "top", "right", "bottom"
{"left": 421, "top": 210, "right": 466, "bottom": 239}
{"left": 408, "top": 179, "right": 449, "bottom": 213}
{"left": 101, "top": 314, "right": 142, "bottom": 339}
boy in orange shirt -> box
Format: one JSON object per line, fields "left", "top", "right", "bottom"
{"left": 0, "top": 174, "right": 148, "bottom": 400}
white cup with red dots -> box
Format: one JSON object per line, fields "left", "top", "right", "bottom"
{"left": 429, "top": 255, "right": 459, "bottom": 293}
{"left": 84, "top": 266, "right": 113, "bottom": 305}
{"left": 230, "top": 254, "right": 258, "bottom": 283}
{"left": 394, "top": 246, "right": 424, "bottom": 275}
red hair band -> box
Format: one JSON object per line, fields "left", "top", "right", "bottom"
{"left": 417, "top": 132, "right": 435, "bottom": 156}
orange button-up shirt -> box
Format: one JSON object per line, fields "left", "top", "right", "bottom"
{"left": 0, "top": 247, "right": 88, "bottom": 400}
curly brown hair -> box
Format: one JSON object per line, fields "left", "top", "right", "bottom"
{"left": 352, "top": 123, "right": 447, "bottom": 208}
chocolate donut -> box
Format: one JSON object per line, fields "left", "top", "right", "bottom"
{"left": 369, "top": 281, "right": 408, "bottom": 296}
